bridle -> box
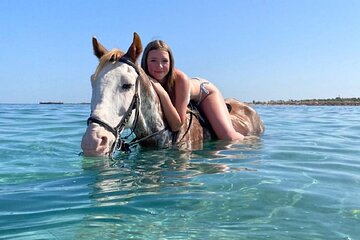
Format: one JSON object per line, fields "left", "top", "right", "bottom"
{"left": 85, "top": 56, "right": 191, "bottom": 158}
{"left": 87, "top": 57, "right": 142, "bottom": 158}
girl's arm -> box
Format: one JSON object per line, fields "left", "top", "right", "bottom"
{"left": 150, "top": 78, "right": 183, "bottom": 131}
{"left": 173, "top": 69, "right": 191, "bottom": 124}
{"left": 150, "top": 70, "right": 191, "bottom": 132}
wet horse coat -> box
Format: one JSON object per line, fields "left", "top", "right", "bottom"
{"left": 81, "top": 33, "right": 264, "bottom": 157}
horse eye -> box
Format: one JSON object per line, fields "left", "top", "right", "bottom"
{"left": 122, "top": 83, "right": 134, "bottom": 90}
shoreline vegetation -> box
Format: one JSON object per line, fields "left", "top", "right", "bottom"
{"left": 38, "top": 102, "right": 88, "bottom": 104}
{"left": 39, "top": 101, "right": 64, "bottom": 104}
{"left": 34, "top": 97, "right": 360, "bottom": 106}
{"left": 250, "top": 97, "right": 360, "bottom": 106}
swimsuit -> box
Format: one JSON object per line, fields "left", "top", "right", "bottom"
{"left": 192, "top": 77, "right": 210, "bottom": 106}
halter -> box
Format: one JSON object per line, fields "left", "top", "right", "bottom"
{"left": 87, "top": 57, "right": 141, "bottom": 158}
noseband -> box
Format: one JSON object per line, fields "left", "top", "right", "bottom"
{"left": 87, "top": 57, "right": 141, "bottom": 157}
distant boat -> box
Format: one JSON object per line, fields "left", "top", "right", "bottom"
{"left": 39, "top": 101, "right": 64, "bottom": 104}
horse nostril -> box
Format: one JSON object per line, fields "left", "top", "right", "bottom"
{"left": 100, "top": 136, "right": 108, "bottom": 146}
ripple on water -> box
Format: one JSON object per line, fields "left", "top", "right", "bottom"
{"left": 0, "top": 105, "right": 360, "bottom": 239}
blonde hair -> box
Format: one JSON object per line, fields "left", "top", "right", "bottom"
{"left": 141, "top": 40, "right": 177, "bottom": 100}
{"left": 93, "top": 49, "right": 125, "bottom": 80}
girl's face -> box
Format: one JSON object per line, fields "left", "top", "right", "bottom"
{"left": 146, "top": 49, "right": 170, "bottom": 82}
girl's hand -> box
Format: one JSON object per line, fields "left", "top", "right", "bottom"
{"left": 149, "top": 78, "right": 166, "bottom": 96}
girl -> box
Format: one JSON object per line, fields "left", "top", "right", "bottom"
{"left": 141, "top": 40, "right": 243, "bottom": 141}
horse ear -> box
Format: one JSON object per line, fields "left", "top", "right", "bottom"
{"left": 92, "top": 37, "right": 108, "bottom": 59}
{"left": 125, "top": 32, "right": 143, "bottom": 62}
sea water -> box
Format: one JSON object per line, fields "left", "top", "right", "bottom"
{"left": 0, "top": 104, "right": 359, "bottom": 240}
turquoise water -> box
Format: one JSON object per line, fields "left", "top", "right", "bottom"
{"left": 0, "top": 104, "right": 359, "bottom": 240}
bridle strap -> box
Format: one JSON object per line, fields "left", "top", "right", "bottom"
{"left": 86, "top": 77, "right": 140, "bottom": 139}
{"left": 87, "top": 56, "right": 188, "bottom": 157}
{"left": 118, "top": 57, "right": 141, "bottom": 75}
{"left": 87, "top": 117, "right": 117, "bottom": 137}
{"left": 86, "top": 57, "right": 142, "bottom": 157}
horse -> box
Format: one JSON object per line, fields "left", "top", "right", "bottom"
{"left": 81, "top": 33, "right": 264, "bottom": 157}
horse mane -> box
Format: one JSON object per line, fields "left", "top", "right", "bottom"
{"left": 93, "top": 49, "right": 125, "bottom": 80}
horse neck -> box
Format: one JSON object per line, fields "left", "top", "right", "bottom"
{"left": 135, "top": 74, "right": 167, "bottom": 138}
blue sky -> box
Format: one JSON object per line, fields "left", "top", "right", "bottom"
{"left": 1, "top": 0, "right": 359, "bottom": 103}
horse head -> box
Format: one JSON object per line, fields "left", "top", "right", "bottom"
{"left": 81, "top": 33, "right": 167, "bottom": 157}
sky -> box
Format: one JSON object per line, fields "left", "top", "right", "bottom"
{"left": 1, "top": 0, "right": 359, "bottom": 103}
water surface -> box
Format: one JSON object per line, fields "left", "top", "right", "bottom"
{"left": 0, "top": 104, "right": 359, "bottom": 239}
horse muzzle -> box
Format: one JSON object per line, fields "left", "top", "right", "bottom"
{"left": 81, "top": 124, "right": 116, "bottom": 157}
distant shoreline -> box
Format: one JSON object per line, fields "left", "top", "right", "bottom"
{"left": 250, "top": 97, "right": 360, "bottom": 106}
{"left": 39, "top": 101, "right": 64, "bottom": 104}
{"left": 2, "top": 97, "right": 359, "bottom": 106}
{"left": 38, "top": 102, "right": 89, "bottom": 104}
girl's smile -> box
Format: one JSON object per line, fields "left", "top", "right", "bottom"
{"left": 147, "top": 49, "right": 170, "bottom": 82}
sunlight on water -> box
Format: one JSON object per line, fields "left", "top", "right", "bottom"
{"left": 0, "top": 104, "right": 359, "bottom": 239}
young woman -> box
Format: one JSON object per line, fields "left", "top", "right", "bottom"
{"left": 141, "top": 40, "right": 244, "bottom": 141}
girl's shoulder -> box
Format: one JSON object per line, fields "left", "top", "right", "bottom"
{"left": 174, "top": 69, "right": 191, "bottom": 90}
{"left": 175, "top": 69, "right": 189, "bottom": 83}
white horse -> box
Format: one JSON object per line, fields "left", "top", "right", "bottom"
{"left": 81, "top": 33, "right": 264, "bottom": 157}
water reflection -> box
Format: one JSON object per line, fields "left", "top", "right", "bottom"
{"left": 81, "top": 139, "right": 263, "bottom": 209}
{"left": 77, "top": 141, "right": 264, "bottom": 238}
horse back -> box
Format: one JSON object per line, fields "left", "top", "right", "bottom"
{"left": 173, "top": 99, "right": 264, "bottom": 149}
{"left": 225, "top": 98, "right": 264, "bottom": 136}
